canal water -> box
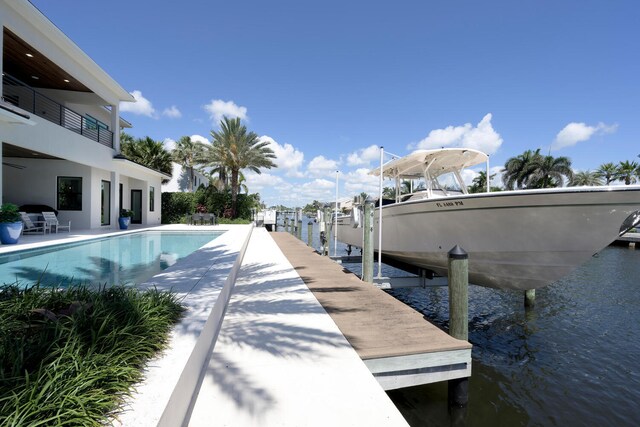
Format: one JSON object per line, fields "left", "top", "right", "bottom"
{"left": 280, "top": 216, "right": 640, "bottom": 426}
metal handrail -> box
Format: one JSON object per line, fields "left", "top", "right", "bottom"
{"left": 1, "top": 74, "right": 113, "bottom": 148}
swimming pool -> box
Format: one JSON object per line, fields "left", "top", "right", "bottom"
{"left": 0, "top": 231, "right": 223, "bottom": 287}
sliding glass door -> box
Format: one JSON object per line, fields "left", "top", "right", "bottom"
{"left": 101, "top": 180, "right": 111, "bottom": 225}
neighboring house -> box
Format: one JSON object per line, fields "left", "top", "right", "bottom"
{"left": 0, "top": 0, "right": 169, "bottom": 229}
{"left": 162, "top": 162, "right": 210, "bottom": 193}
{"left": 331, "top": 197, "right": 354, "bottom": 212}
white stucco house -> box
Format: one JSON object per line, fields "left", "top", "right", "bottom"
{"left": 0, "top": 0, "right": 169, "bottom": 229}
{"left": 162, "top": 163, "right": 210, "bottom": 193}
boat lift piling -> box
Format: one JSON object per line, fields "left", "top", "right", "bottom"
{"left": 320, "top": 207, "right": 331, "bottom": 256}
{"left": 525, "top": 289, "right": 536, "bottom": 308}
{"left": 447, "top": 245, "right": 469, "bottom": 407}
{"left": 362, "top": 201, "right": 374, "bottom": 283}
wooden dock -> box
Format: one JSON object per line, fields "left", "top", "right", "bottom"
{"left": 271, "top": 232, "right": 472, "bottom": 390}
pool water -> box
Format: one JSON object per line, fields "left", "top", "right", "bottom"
{"left": 0, "top": 231, "right": 223, "bottom": 287}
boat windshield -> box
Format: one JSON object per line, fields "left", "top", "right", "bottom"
{"left": 435, "top": 173, "right": 463, "bottom": 193}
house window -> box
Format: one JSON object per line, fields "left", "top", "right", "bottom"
{"left": 57, "top": 177, "right": 82, "bottom": 211}
{"left": 150, "top": 186, "right": 155, "bottom": 212}
{"left": 84, "top": 114, "right": 109, "bottom": 131}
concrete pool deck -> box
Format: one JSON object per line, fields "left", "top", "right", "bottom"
{"left": 188, "top": 227, "right": 408, "bottom": 426}
{"left": 1, "top": 224, "right": 408, "bottom": 425}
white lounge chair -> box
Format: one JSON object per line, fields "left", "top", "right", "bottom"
{"left": 42, "top": 211, "right": 71, "bottom": 233}
{"left": 19, "top": 212, "right": 47, "bottom": 234}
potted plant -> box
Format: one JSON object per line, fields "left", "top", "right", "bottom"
{"left": 119, "top": 209, "right": 134, "bottom": 230}
{"left": 0, "top": 203, "right": 24, "bottom": 244}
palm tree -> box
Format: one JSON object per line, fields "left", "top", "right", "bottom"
{"left": 121, "top": 136, "right": 173, "bottom": 180}
{"left": 207, "top": 117, "right": 276, "bottom": 217}
{"left": 382, "top": 187, "right": 396, "bottom": 199}
{"left": 570, "top": 170, "right": 603, "bottom": 186}
{"left": 617, "top": 161, "right": 639, "bottom": 185}
{"left": 502, "top": 149, "right": 541, "bottom": 190}
{"left": 595, "top": 162, "right": 619, "bottom": 185}
{"left": 119, "top": 131, "right": 135, "bottom": 146}
{"left": 468, "top": 171, "right": 497, "bottom": 193}
{"left": 172, "top": 136, "right": 205, "bottom": 192}
{"left": 199, "top": 142, "right": 230, "bottom": 190}
{"left": 525, "top": 154, "right": 573, "bottom": 188}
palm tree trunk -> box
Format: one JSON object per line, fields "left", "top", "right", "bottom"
{"left": 231, "top": 168, "right": 239, "bottom": 218}
{"left": 188, "top": 166, "right": 193, "bottom": 192}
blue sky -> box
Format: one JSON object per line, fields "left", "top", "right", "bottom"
{"left": 32, "top": 0, "right": 640, "bottom": 206}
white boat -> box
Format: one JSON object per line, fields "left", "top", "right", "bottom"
{"left": 336, "top": 148, "right": 640, "bottom": 290}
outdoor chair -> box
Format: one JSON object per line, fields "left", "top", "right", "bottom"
{"left": 191, "top": 213, "right": 203, "bottom": 225}
{"left": 42, "top": 211, "right": 71, "bottom": 233}
{"left": 201, "top": 213, "right": 215, "bottom": 225}
{"left": 19, "top": 212, "right": 47, "bottom": 234}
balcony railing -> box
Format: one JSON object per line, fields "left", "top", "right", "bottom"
{"left": 2, "top": 74, "right": 113, "bottom": 148}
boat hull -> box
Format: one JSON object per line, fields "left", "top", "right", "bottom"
{"left": 337, "top": 187, "right": 640, "bottom": 290}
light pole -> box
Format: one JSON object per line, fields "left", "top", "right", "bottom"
{"left": 334, "top": 170, "right": 339, "bottom": 257}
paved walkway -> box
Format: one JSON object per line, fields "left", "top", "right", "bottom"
{"left": 189, "top": 228, "right": 408, "bottom": 426}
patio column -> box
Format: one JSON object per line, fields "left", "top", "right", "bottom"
{"left": 110, "top": 172, "right": 120, "bottom": 228}
{"left": 111, "top": 104, "right": 120, "bottom": 152}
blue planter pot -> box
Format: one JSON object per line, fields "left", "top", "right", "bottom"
{"left": 0, "top": 221, "right": 23, "bottom": 244}
{"left": 118, "top": 217, "right": 131, "bottom": 230}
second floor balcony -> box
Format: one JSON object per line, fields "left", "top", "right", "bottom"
{"left": 2, "top": 73, "right": 114, "bottom": 148}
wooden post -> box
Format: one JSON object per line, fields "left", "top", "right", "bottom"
{"left": 307, "top": 221, "right": 313, "bottom": 247}
{"left": 362, "top": 201, "right": 374, "bottom": 283}
{"left": 284, "top": 217, "right": 289, "bottom": 233}
{"left": 525, "top": 289, "right": 535, "bottom": 308}
{"left": 323, "top": 207, "right": 332, "bottom": 256}
{"left": 448, "top": 245, "right": 469, "bottom": 407}
{"left": 291, "top": 214, "right": 296, "bottom": 235}
{"left": 297, "top": 219, "right": 302, "bottom": 240}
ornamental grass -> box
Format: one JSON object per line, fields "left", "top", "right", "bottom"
{"left": 0, "top": 284, "right": 184, "bottom": 426}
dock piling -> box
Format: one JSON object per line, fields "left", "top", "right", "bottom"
{"left": 525, "top": 289, "right": 535, "bottom": 308}
{"left": 323, "top": 207, "right": 332, "bottom": 256}
{"left": 447, "top": 245, "right": 469, "bottom": 407}
{"left": 362, "top": 201, "right": 374, "bottom": 283}
{"left": 307, "top": 221, "right": 313, "bottom": 247}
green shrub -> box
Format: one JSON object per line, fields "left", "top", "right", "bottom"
{"left": 0, "top": 284, "right": 184, "bottom": 425}
{"left": 163, "top": 188, "right": 261, "bottom": 222}
{"left": 161, "top": 192, "right": 196, "bottom": 224}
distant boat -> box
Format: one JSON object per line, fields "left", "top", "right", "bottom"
{"left": 336, "top": 148, "right": 640, "bottom": 290}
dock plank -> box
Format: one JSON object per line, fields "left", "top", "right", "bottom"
{"left": 270, "top": 232, "right": 471, "bottom": 360}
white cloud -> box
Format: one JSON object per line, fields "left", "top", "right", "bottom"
{"left": 307, "top": 155, "right": 339, "bottom": 178}
{"left": 244, "top": 172, "right": 286, "bottom": 191}
{"left": 346, "top": 144, "right": 381, "bottom": 166}
{"left": 162, "top": 105, "right": 182, "bottom": 119}
{"left": 552, "top": 122, "right": 618, "bottom": 150}
{"left": 260, "top": 135, "right": 304, "bottom": 177}
{"left": 299, "top": 179, "right": 335, "bottom": 200}
{"left": 343, "top": 168, "right": 382, "bottom": 195}
{"left": 191, "top": 134, "right": 209, "bottom": 145}
{"left": 120, "top": 90, "right": 156, "bottom": 118}
{"left": 163, "top": 137, "right": 176, "bottom": 151}
{"left": 204, "top": 99, "right": 248, "bottom": 124}
{"left": 413, "top": 113, "right": 503, "bottom": 155}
